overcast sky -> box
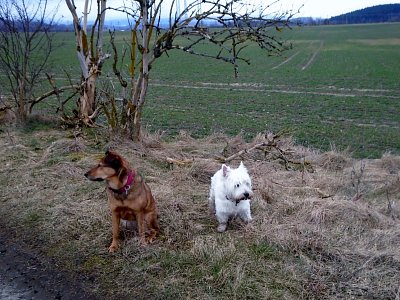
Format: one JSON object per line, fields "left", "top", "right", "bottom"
{"left": 51, "top": 0, "right": 399, "bottom": 21}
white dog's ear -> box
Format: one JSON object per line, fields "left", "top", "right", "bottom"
{"left": 222, "top": 164, "right": 230, "bottom": 177}
{"left": 239, "top": 161, "right": 247, "bottom": 170}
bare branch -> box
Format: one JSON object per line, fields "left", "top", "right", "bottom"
{"left": 109, "top": 30, "right": 128, "bottom": 88}
{"left": 30, "top": 85, "right": 80, "bottom": 113}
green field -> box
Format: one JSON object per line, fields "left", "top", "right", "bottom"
{"left": 13, "top": 23, "right": 400, "bottom": 158}
{"left": 146, "top": 23, "right": 400, "bottom": 158}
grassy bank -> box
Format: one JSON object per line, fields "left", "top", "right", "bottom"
{"left": 1, "top": 121, "right": 399, "bottom": 298}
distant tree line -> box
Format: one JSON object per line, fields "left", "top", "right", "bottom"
{"left": 329, "top": 4, "right": 400, "bottom": 25}
{"left": 293, "top": 4, "right": 400, "bottom": 26}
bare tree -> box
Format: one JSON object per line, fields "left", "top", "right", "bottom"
{"left": 63, "top": 0, "right": 296, "bottom": 139}
{"left": 0, "top": 0, "right": 56, "bottom": 123}
{"left": 65, "top": 0, "right": 109, "bottom": 126}
{"left": 108, "top": 0, "right": 296, "bottom": 141}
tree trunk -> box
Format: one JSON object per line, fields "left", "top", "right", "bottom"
{"left": 131, "top": 107, "right": 142, "bottom": 141}
{"left": 17, "top": 99, "right": 27, "bottom": 124}
{"left": 129, "top": 72, "right": 149, "bottom": 141}
{"left": 17, "top": 79, "right": 27, "bottom": 123}
{"left": 66, "top": 0, "right": 107, "bottom": 126}
{"left": 130, "top": 2, "right": 150, "bottom": 142}
{"left": 78, "top": 66, "right": 97, "bottom": 124}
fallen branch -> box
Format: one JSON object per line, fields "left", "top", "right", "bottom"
{"left": 216, "top": 141, "right": 269, "bottom": 163}
{"left": 272, "top": 149, "right": 314, "bottom": 172}
{"left": 60, "top": 106, "right": 103, "bottom": 128}
{"left": 217, "top": 131, "right": 281, "bottom": 163}
{"left": 215, "top": 129, "right": 315, "bottom": 172}
{"left": 166, "top": 157, "right": 194, "bottom": 167}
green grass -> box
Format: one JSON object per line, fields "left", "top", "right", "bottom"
{"left": 144, "top": 23, "right": 400, "bottom": 158}
{"left": 143, "top": 84, "right": 399, "bottom": 157}
{"left": 3, "top": 23, "right": 400, "bottom": 158}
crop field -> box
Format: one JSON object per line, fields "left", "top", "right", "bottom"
{"left": 2, "top": 23, "right": 400, "bottom": 157}
{"left": 41, "top": 22, "right": 400, "bottom": 158}
{"left": 148, "top": 23, "right": 400, "bottom": 158}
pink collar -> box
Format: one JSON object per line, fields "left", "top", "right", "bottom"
{"left": 109, "top": 170, "right": 135, "bottom": 195}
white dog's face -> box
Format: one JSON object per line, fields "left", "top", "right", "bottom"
{"left": 222, "top": 162, "right": 253, "bottom": 204}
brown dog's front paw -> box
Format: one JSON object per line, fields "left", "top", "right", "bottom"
{"left": 139, "top": 237, "right": 148, "bottom": 245}
{"left": 108, "top": 241, "right": 119, "bottom": 253}
{"left": 145, "top": 230, "right": 158, "bottom": 244}
{"left": 145, "top": 237, "right": 155, "bottom": 244}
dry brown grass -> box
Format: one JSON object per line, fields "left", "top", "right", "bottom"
{"left": 1, "top": 124, "right": 400, "bottom": 299}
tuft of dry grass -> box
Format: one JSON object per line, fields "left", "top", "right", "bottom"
{"left": 314, "top": 150, "right": 351, "bottom": 171}
{"left": 1, "top": 125, "right": 400, "bottom": 299}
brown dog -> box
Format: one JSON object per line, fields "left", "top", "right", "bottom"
{"left": 84, "top": 150, "right": 159, "bottom": 252}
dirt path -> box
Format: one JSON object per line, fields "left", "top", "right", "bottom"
{"left": 4, "top": 72, "right": 397, "bottom": 100}
{"left": 272, "top": 51, "right": 301, "bottom": 70}
{"left": 151, "top": 81, "right": 400, "bottom": 99}
{"left": 302, "top": 40, "right": 324, "bottom": 70}
{"left": 0, "top": 227, "right": 98, "bottom": 300}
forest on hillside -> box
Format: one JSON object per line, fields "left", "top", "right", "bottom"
{"left": 329, "top": 4, "right": 400, "bottom": 24}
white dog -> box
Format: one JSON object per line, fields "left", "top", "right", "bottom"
{"left": 209, "top": 162, "right": 253, "bottom": 232}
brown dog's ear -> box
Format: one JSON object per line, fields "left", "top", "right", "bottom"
{"left": 117, "top": 168, "right": 127, "bottom": 183}
{"left": 105, "top": 149, "right": 115, "bottom": 156}
{"left": 104, "top": 151, "right": 121, "bottom": 170}
{"left": 104, "top": 151, "right": 128, "bottom": 181}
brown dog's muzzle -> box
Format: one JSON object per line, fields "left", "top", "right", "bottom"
{"left": 84, "top": 172, "right": 104, "bottom": 181}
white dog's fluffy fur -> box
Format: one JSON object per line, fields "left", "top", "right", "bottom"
{"left": 209, "top": 162, "right": 253, "bottom": 232}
